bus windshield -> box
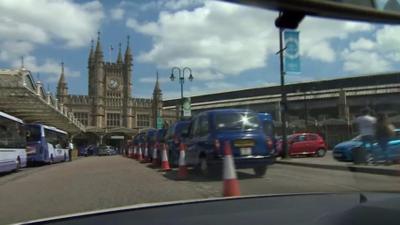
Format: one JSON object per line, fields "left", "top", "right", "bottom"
{"left": 0, "top": 115, "right": 26, "bottom": 148}
{"left": 26, "top": 125, "right": 41, "bottom": 142}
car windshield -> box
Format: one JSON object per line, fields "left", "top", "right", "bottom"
{"left": 215, "top": 112, "right": 260, "bottom": 131}
{"left": 2, "top": 1, "right": 400, "bottom": 224}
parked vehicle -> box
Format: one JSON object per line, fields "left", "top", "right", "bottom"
{"left": 153, "top": 128, "right": 167, "bottom": 161}
{"left": 165, "top": 120, "right": 191, "bottom": 166}
{"left": 144, "top": 128, "right": 157, "bottom": 160}
{"left": 333, "top": 129, "right": 400, "bottom": 162}
{"left": 258, "top": 113, "right": 276, "bottom": 155}
{"left": 276, "top": 133, "right": 327, "bottom": 157}
{"left": 26, "top": 124, "right": 70, "bottom": 164}
{"left": 184, "top": 109, "right": 274, "bottom": 176}
{"left": 97, "top": 145, "right": 116, "bottom": 156}
{"left": 0, "top": 111, "right": 27, "bottom": 173}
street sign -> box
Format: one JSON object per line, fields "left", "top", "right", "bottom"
{"left": 284, "top": 30, "right": 300, "bottom": 73}
{"left": 156, "top": 117, "right": 163, "bottom": 129}
{"left": 183, "top": 97, "right": 191, "bottom": 117}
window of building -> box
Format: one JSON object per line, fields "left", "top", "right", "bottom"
{"left": 73, "top": 112, "right": 88, "bottom": 126}
{"left": 137, "top": 114, "right": 150, "bottom": 128}
{"left": 107, "top": 113, "right": 121, "bottom": 127}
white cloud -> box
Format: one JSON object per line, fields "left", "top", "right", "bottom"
{"left": 0, "top": 41, "right": 34, "bottom": 61}
{"left": 139, "top": 76, "right": 169, "bottom": 83}
{"left": 10, "top": 56, "right": 80, "bottom": 83}
{"left": 127, "top": 1, "right": 277, "bottom": 77}
{"left": 110, "top": 7, "right": 125, "bottom": 21}
{"left": 349, "top": 38, "right": 375, "bottom": 51}
{"left": 341, "top": 49, "right": 392, "bottom": 74}
{"left": 299, "top": 16, "right": 374, "bottom": 62}
{"left": 138, "top": 0, "right": 204, "bottom": 11}
{"left": 376, "top": 25, "right": 400, "bottom": 52}
{"left": 0, "top": 0, "right": 104, "bottom": 47}
{"left": 0, "top": 0, "right": 104, "bottom": 83}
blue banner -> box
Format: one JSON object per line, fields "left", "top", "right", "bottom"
{"left": 284, "top": 30, "right": 300, "bottom": 73}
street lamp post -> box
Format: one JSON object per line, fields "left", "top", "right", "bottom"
{"left": 170, "top": 67, "right": 194, "bottom": 119}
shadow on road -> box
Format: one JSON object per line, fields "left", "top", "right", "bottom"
{"left": 161, "top": 169, "right": 262, "bottom": 182}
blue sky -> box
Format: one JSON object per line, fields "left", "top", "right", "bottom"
{"left": 1, "top": 0, "right": 400, "bottom": 100}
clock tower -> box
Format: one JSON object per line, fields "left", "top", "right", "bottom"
{"left": 87, "top": 32, "right": 133, "bottom": 128}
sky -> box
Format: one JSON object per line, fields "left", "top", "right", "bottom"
{"left": 1, "top": 0, "right": 400, "bottom": 100}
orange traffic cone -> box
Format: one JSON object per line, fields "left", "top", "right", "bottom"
{"left": 161, "top": 143, "right": 171, "bottom": 171}
{"left": 141, "top": 144, "right": 149, "bottom": 163}
{"left": 177, "top": 143, "right": 188, "bottom": 180}
{"left": 152, "top": 143, "right": 159, "bottom": 167}
{"left": 132, "top": 145, "right": 137, "bottom": 159}
{"left": 222, "top": 141, "right": 240, "bottom": 197}
{"left": 137, "top": 145, "right": 143, "bottom": 161}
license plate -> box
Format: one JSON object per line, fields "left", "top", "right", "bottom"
{"left": 234, "top": 139, "right": 255, "bottom": 148}
{"left": 240, "top": 148, "right": 252, "bottom": 155}
{"left": 333, "top": 153, "right": 342, "bottom": 157}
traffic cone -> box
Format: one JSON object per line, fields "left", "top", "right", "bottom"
{"left": 132, "top": 145, "right": 137, "bottom": 159}
{"left": 222, "top": 141, "right": 240, "bottom": 197}
{"left": 152, "top": 143, "right": 159, "bottom": 167}
{"left": 137, "top": 145, "right": 143, "bottom": 161}
{"left": 141, "top": 144, "right": 149, "bottom": 163}
{"left": 161, "top": 143, "right": 171, "bottom": 171}
{"left": 177, "top": 143, "right": 188, "bottom": 180}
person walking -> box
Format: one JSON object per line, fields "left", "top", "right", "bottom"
{"left": 354, "top": 108, "right": 376, "bottom": 164}
{"left": 375, "top": 112, "right": 395, "bottom": 165}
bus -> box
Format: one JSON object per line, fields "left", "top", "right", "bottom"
{"left": 0, "top": 111, "right": 27, "bottom": 173}
{"left": 26, "top": 124, "right": 70, "bottom": 164}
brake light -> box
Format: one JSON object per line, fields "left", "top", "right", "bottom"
{"left": 214, "top": 139, "right": 221, "bottom": 151}
{"left": 266, "top": 138, "right": 273, "bottom": 149}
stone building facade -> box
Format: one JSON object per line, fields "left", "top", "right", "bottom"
{"left": 56, "top": 33, "right": 176, "bottom": 146}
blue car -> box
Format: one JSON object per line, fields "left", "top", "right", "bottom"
{"left": 166, "top": 120, "right": 191, "bottom": 166}
{"left": 154, "top": 128, "right": 167, "bottom": 159}
{"left": 184, "top": 109, "right": 274, "bottom": 176}
{"left": 333, "top": 129, "right": 400, "bottom": 162}
{"left": 258, "top": 113, "right": 276, "bottom": 155}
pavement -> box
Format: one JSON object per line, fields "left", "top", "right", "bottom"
{"left": 1, "top": 155, "right": 400, "bottom": 224}
{"left": 276, "top": 151, "right": 400, "bottom": 176}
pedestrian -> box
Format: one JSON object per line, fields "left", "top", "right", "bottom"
{"left": 375, "top": 112, "right": 395, "bottom": 165}
{"left": 68, "top": 142, "right": 74, "bottom": 161}
{"left": 354, "top": 108, "right": 376, "bottom": 164}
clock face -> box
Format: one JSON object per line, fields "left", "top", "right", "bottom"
{"left": 109, "top": 79, "right": 119, "bottom": 89}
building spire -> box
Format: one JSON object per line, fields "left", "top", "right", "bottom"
{"left": 124, "top": 35, "right": 132, "bottom": 65}
{"left": 117, "top": 42, "right": 123, "bottom": 63}
{"left": 153, "top": 70, "right": 161, "bottom": 93}
{"left": 88, "top": 39, "right": 94, "bottom": 64}
{"left": 58, "top": 62, "right": 66, "bottom": 86}
{"left": 95, "top": 31, "right": 103, "bottom": 61}
{"left": 57, "top": 61, "right": 68, "bottom": 103}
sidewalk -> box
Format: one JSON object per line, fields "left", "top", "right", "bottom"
{"left": 275, "top": 151, "right": 400, "bottom": 176}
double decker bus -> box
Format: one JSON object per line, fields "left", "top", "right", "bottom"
{"left": 26, "top": 124, "right": 70, "bottom": 164}
{"left": 0, "top": 111, "right": 27, "bottom": 172}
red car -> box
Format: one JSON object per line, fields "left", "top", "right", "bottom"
{"left": 277, "top": 133, "right": 327, "bottom": 157}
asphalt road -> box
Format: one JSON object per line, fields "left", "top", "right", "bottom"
{"left": 1, "top": 155, "right": 400, "bottom": 224}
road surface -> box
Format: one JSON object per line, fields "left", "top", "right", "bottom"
{"left": 1, "top": 155, "right": 399, "bottom": 224}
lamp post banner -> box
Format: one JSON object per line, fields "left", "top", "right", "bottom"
{"left": 183, "top": 97, "right": 191, "bottom": 117}
{"left": 284, "top": 30, "right": 300, "bottom": 73}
